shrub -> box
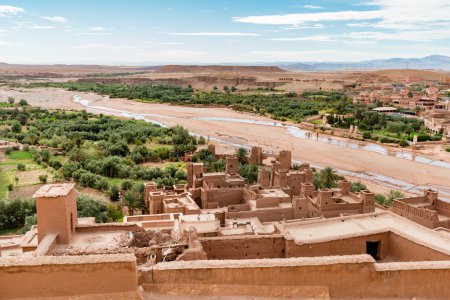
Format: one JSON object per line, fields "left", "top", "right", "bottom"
{"left": 362, "top": 132, "right": 371, "bottom": 139}
{"left": 19, "top": 214, "right": 37, "bottom": 233}
{"left": 0, "top": 198, "right": 36, "bottom": 228}
{"left": 8, "top": 183, "right": 14, "bottom": 191}
{"left": 398, "top": 140, "right": 408, "bottom": 147}
{"left": 5, "top": 147, "right": 12, "bottom": 154}
{"left": 17, "top": 163, "right": 26, "bottom": 171}
{"left": 446, "top": 148, "right": 450, "bottom": 152}
{"left": 11, "top": 121, "right": 22, "bottom": 133}
{"left": 95, "top": 177, "right": 110, "bottom": 191}
{"left": 107, "top": 204, "right": 124, "bottom": 222}
{"left": 108, "top": 185, "right": 120, "bottom": 201}
{"left": 375, "top": 194, "right": 385, "bottom": 205}
{"left": 351, "top": 181, "right": 367, "bottom": 193}
{"left": 38, "top": 174, "right": 48, "bottom": 184}
{"left": 76, "top": 194, "right": 108, "bottom": 223}
{"left": 49, "top": 159, "right": 62, "bottom": 170}
{"left": 121, "top": 179, "right": 133, "bottom": 190}
{"left": 19, "top": 99, "right": 28, "bottom": 106}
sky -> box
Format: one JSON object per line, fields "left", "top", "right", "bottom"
{"left": 0, "top": 0, "right": 449, "bottom": 64}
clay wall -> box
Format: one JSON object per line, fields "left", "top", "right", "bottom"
{"left": 146, "top": 256, "right": 450, "bottom": 299}
{"left": 400, "top": 196, "right": 426, "bottom": 204}
{"left": 278, "top": 150, "right": 291, "bottom": 170}
{"left": 388, "top": 232, "right": 450, "bottom": 261}
{"left": 36, "top": 187, "right": 77, "bottom": 245}
{"left": 202, "top": 188, "right": 243, "bottom": 208}
{"left": 320, "top": 203, "right": 363, "bottom": 217}
{"left": 255, "top": 197, "right": 280, "bottom": 208}
{"left": 392, "top": 200, "right": 439, "bottom": 228}
{"left": 0, "top": 254, "right": 138, "bottom": 299}
{"left": 435, "top": 199, "right": 450, "bottom": 217}
{"left": 200, "top": 235, "right": 285, "bottom": 260}
{"left": 249, "top": 146, "right": 263, "bottom": 165}
{"left": 257, "top": 169, "right": 270, "bottom": 188}
{"left": 287, "top": 172, "right": 304, "bottom": 196}
{"left": 285, "top": 233, "right": 390, "bottom": 259}
{"left": 226, "top": 157, "right": 239, "bottom": 174}
{"left": 226, "top": 207, "right": 294, "bottom": 223}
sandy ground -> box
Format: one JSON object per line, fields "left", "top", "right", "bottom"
{"left": 3, "top": 87, "right": 450, "bottom": 198}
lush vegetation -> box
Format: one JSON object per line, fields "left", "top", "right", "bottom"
{"left": 313, "top": 167, "right": 345, "bottom": 190}
{"left": 0, "top": 107, "right": 200, "bottom": 212}
{"left": 374, "top": 190, "right": 406, "bottom": 207}
{"left": 23, "top": 82, "right": 353, "bottom": 122}
{"left": 326, "top": 107, "right": 442, "bottom": 145}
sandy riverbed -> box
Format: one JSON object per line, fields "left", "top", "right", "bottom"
{"left": 2, "top": 87, "right": 450, "bottom": 197}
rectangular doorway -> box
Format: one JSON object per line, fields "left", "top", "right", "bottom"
{"left": 366, "top": 241, "right": 380, "bottom": 260}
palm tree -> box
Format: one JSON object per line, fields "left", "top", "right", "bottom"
{"left": 319, "top": 167, "right": 339, "bottom": 189}
{"left": 385, "top": 190, "right": 405, "bottom": 207}
{"left": 235, "top": 147, "right": 248, "bottom": 164}
{"left": 121, "top": 190, "right": 143, "bottom": 216}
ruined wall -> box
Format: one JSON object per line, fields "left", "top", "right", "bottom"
{"left": 0, "top": 254, "right": 138, "bottom": 299}
{"left": 75, "top": 223, "right": 138, "bottom": 233}
{"left": 388, "top": 232, "right": 449, "bottom": 261}
{"left": 146, "top": 256, "right": 450, "bottom": 299}
{"left": 200, "top": 235, "right": 285, "bottom": 260}
{"left": 285, "top": 233, "right": 390, "bottom": 259}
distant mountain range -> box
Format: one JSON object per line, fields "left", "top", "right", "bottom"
{"left": 282, "top": 55, "right": 450, "bottom": 71}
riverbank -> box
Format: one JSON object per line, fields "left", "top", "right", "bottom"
{"left": 2, "top": 87, "right": 450, "bottom": 200}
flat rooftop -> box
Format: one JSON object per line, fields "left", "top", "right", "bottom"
{"left": 33, "top": 183, "right": 75, "bottom": 198}
{"left": 51, "top": 230, "right": 128, "bottom": 254}
{"left": 282, "top": 212, "right": 450, "bottom": 255}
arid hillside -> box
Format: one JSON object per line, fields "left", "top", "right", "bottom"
{"left": 155, "top": 65, "right": 286, "bottom": 73}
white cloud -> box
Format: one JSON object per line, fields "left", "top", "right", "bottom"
{"left": 42, "top": 16, "right": 68, "bottom": 23}
{"left": 233, "top": 11, "right": 383, "bottom": 25}
{"left": 167, "top": 32, "right": 261, "bottom": 36}
{"left": 158, "top": 42, "right": 186, "bottom": 45}
{"left": 77, "top": 32, "right": 112, "bottom": 35}
{"left": 304, "top": 5, "right": 323, "bottom": 9}
{"left": 347, "top": 22, "right": 373, "bottom": 27}
{"left": 88, "top": 26, "right": 106, "bottom": 31}
{"left": 272, "top": 35, "right": 336, "bottom": 42}
{"left": 0, "top": 5, "right": 24, "bottom": 17}
{"left": 273, "top": 28, "right": 450, "bottom": 43}
{"left": 234, "top": 1, "right": 450, "bottom": 44}
{"left": 73, "top": 43, "right": 136, "bottom": 50}
{"left": 0, "top": 40, "right": 19, "bottom": 46}
{"left": 29, "top": 25, "right": 55, "bottom": 30}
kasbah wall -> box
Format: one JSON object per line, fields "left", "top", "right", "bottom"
{"left": 147, "top": 256, "right": 450, "bottom": 299}
{"left": 0, "top": 254, "right": 138, "bottom": 299}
